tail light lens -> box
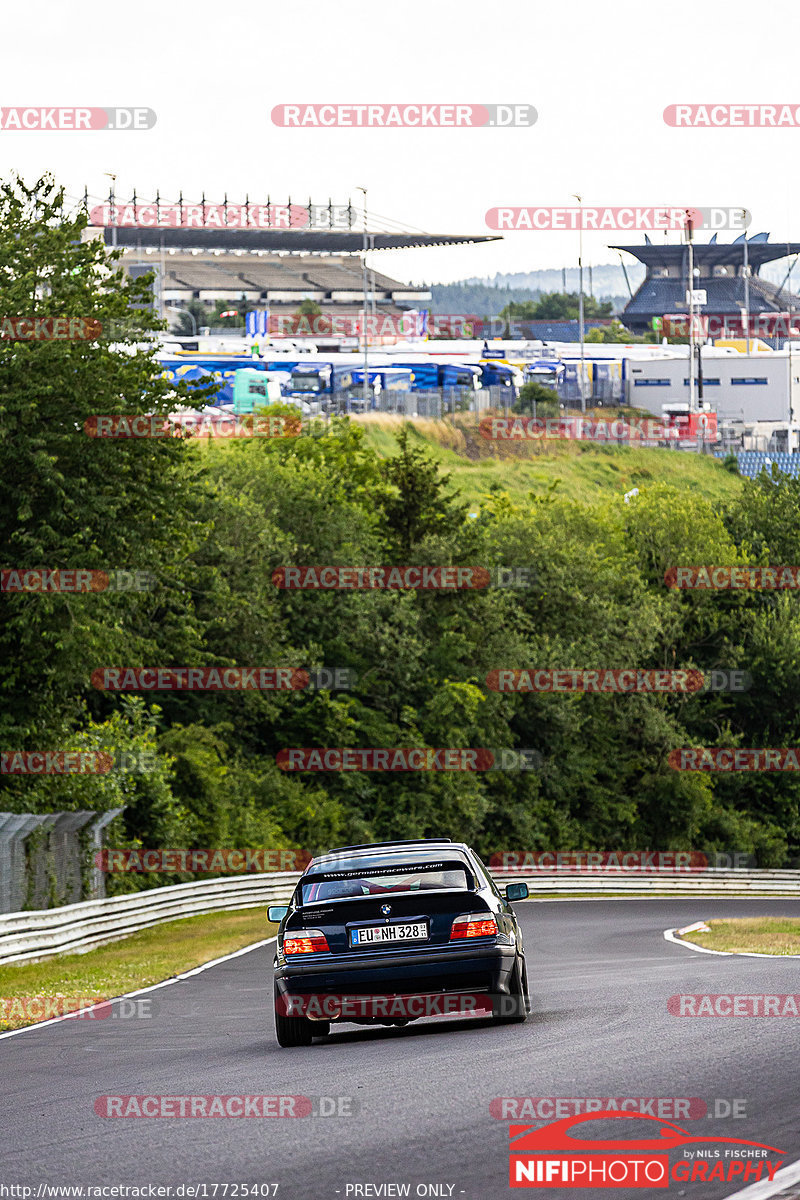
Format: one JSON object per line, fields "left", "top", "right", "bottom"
{"left": 450, "top": 913, "right": 498, "bottom": 940}
{"left": 283, "top": 929, "right": 330, "bottom": 955}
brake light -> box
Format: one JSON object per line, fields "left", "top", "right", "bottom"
{"left": 283, "top": 929, "right": 330, "bottom": 955}
{"left": 450, "top": 913, "right": 498, "bottom": 940}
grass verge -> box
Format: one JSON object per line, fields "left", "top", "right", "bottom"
{"left": 685, "top": 916, "right": 800, "bottom": 955}
{"left": 0, "top": 907, "right": 277, "bottom": 1030}
{"left": 354, "top": 414, "right": 743, "bottom": 508}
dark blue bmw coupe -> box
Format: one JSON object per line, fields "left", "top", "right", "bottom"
{"left": 267, "top": 838, "right": 529, "bottom": 1047}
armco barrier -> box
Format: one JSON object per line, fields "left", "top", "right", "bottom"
{"left": 1, "top": 867, "right": 800, "bottom": 965}
{"left": 490, "top": 869, "right": 800, "bottom": 894}
{"left": 0, "top": 873, "right": 301, "bottom": 965}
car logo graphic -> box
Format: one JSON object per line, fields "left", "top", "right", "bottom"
{"left": 509, "top": 1111, "right": 783, "bottom": 1154}
{"left": 381, "top": 904, "right": 392, "bottom": 916}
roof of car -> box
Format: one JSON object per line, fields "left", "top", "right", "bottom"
{"left": 305, "top": 839, "right": 473, "bottom": 876}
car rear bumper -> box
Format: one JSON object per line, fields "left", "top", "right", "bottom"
{"left": 273, "top": 942, "right": 517, "bottom": 1010}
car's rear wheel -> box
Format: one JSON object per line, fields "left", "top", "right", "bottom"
{"left": 274, "top": 984, "right": 314, "bottom": 1047}
{"left": 493, "top": 956, "right": 528, "bottom": 1024}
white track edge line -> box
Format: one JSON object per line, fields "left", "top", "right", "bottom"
{"left": 664, "top": 927, "right": 733, "bottom": 955}
{"left": 664, "top": 927, "right": 800, "bottom": 958}
{"left": 723, "top": 1154, "right": 800, "bottom": 1198}
{"left": 0, "top": 935, "right": 277, "bottom": 1041}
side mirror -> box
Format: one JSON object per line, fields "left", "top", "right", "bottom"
{"left": 267, "top": 905, "right": 289, "bottom": 923}
{"left": 505, "top": 882, "right": 529, "bottom": 903}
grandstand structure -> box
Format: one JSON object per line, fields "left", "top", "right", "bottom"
{"left": 715, "top": 450, "right": 800, "bottom": 476}
{"left": 81, "top": 194, "right": 500, "bottom": 333}
{"left": 149, "top": 254, "right": 423, "bottom": 316}
{"left": 613, "top": 234, "right": 800, "bottom": 338}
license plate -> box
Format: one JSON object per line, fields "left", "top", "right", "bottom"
{"left": 350, "top": 922, "right": 428, "bottom": 947}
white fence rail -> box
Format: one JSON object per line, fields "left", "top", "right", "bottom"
{"left": 0, "top": 873, "right": 301, "bottom": 965}
{"left": 491, "top": 869, "right": 800, "bottom": 895}
{"left": 2, "top": 868, "right": 800, "bottom": 965}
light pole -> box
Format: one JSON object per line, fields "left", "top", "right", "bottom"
{"left": 356, "top": 186, "right": 369, "bottom": 412}
{"left": 104, "top": 172, "right": 117, "bottom": 249}
{"left": 742, "top": 212, "right": 751, "bottom": 354}
{"left": 572, "top": 193, "right": 585, "bottom": 412}
{"left": 789, "top": 253, "right": 795, "bottom": 453}
{"left": 686, "top": 212, "right": 696, "bottom": 416}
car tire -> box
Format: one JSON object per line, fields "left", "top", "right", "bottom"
{"left": 493, "top": 956, "right": 528, "bottom": 1024}
{"left": 274, "top": 985, "right": 314, "bottom": 1047}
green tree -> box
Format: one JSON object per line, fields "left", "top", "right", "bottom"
{"left": 0, "top": 174, "right": 205, "bottom": 748}
{"left": 376, "top": 426, "right": 469, "bottom": 559}
{"left": 513, "top": 381, "right": 560, "bottom": 417}
{"left": 585, "top": 319, "right": 638, "bottom": 343}
{"left": 295, "top": 299, "right": 323, "bottom": 318}
{"left": 172, "top": 300, "right": 207, "bottom": 337}
{"left": 500, "top": 292, "right": 614, "bottom": 322}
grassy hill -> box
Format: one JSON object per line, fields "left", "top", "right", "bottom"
{"left": 353, "top": 414, "right": 743, "bottom": 510}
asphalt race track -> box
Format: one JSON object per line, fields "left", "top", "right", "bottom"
{"left": 1, "top": 899, "right": 798, "bottom": 1200}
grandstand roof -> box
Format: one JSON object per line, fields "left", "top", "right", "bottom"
{"left": 612, "top": 238, "right": 800, "bottom": 271}
{"left": 143, "top": 253, "right": 430, "bottom": 303}
{"left": 106, "top": 228, "right": 500, "bottom": 253}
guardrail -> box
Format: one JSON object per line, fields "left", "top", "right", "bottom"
{"left": 0, "top": 873, "right": 301, "bottom": 965}
{"left": 2, "top": 867, "right": 800, "bottom": 965}
{"left": 491, "top": 869, "right": 800, "bottom": 895}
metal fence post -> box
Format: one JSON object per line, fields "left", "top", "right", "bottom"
{"left": 87, "top": 809, "right": 125, "bottom": 899}
{"left": 0, "top": 813, "right": 53, "bottom": 914}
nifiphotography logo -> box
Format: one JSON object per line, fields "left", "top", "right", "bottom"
{"left": 507, "top": 1111, "right": 783, "bottom": 1188}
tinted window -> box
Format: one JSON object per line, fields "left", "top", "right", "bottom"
{"left": 301, "top": 866, "right": 470, "bottom": 904}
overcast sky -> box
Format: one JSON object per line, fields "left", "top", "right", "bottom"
{"left": 2, "top": 0, "right": 799, "bottom": 285}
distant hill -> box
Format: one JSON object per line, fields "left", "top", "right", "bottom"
{"left": 465, "top": 264, "right": 645, "bottom": 299}
{"left": 429, "top": 281, "right": 543, "bottom": 315}
{"left": 429, "top": 265, "right": 638, "bottom": 315}
{"left": 455, "top": 257, "right": 800, "bottom": 295}
{"left": 430, "top": 255, "right": 800, "bottom": 317}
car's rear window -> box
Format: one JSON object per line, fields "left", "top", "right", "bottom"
{"left": 301, "top": 865, "right": 470, "bottom": 905}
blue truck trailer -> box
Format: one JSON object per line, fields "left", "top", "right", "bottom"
{"left": 386, "top": 360, "right": 481, "bottom": 392}
{"left": 159, "top": 356, "right": 267, "bottom": 406}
